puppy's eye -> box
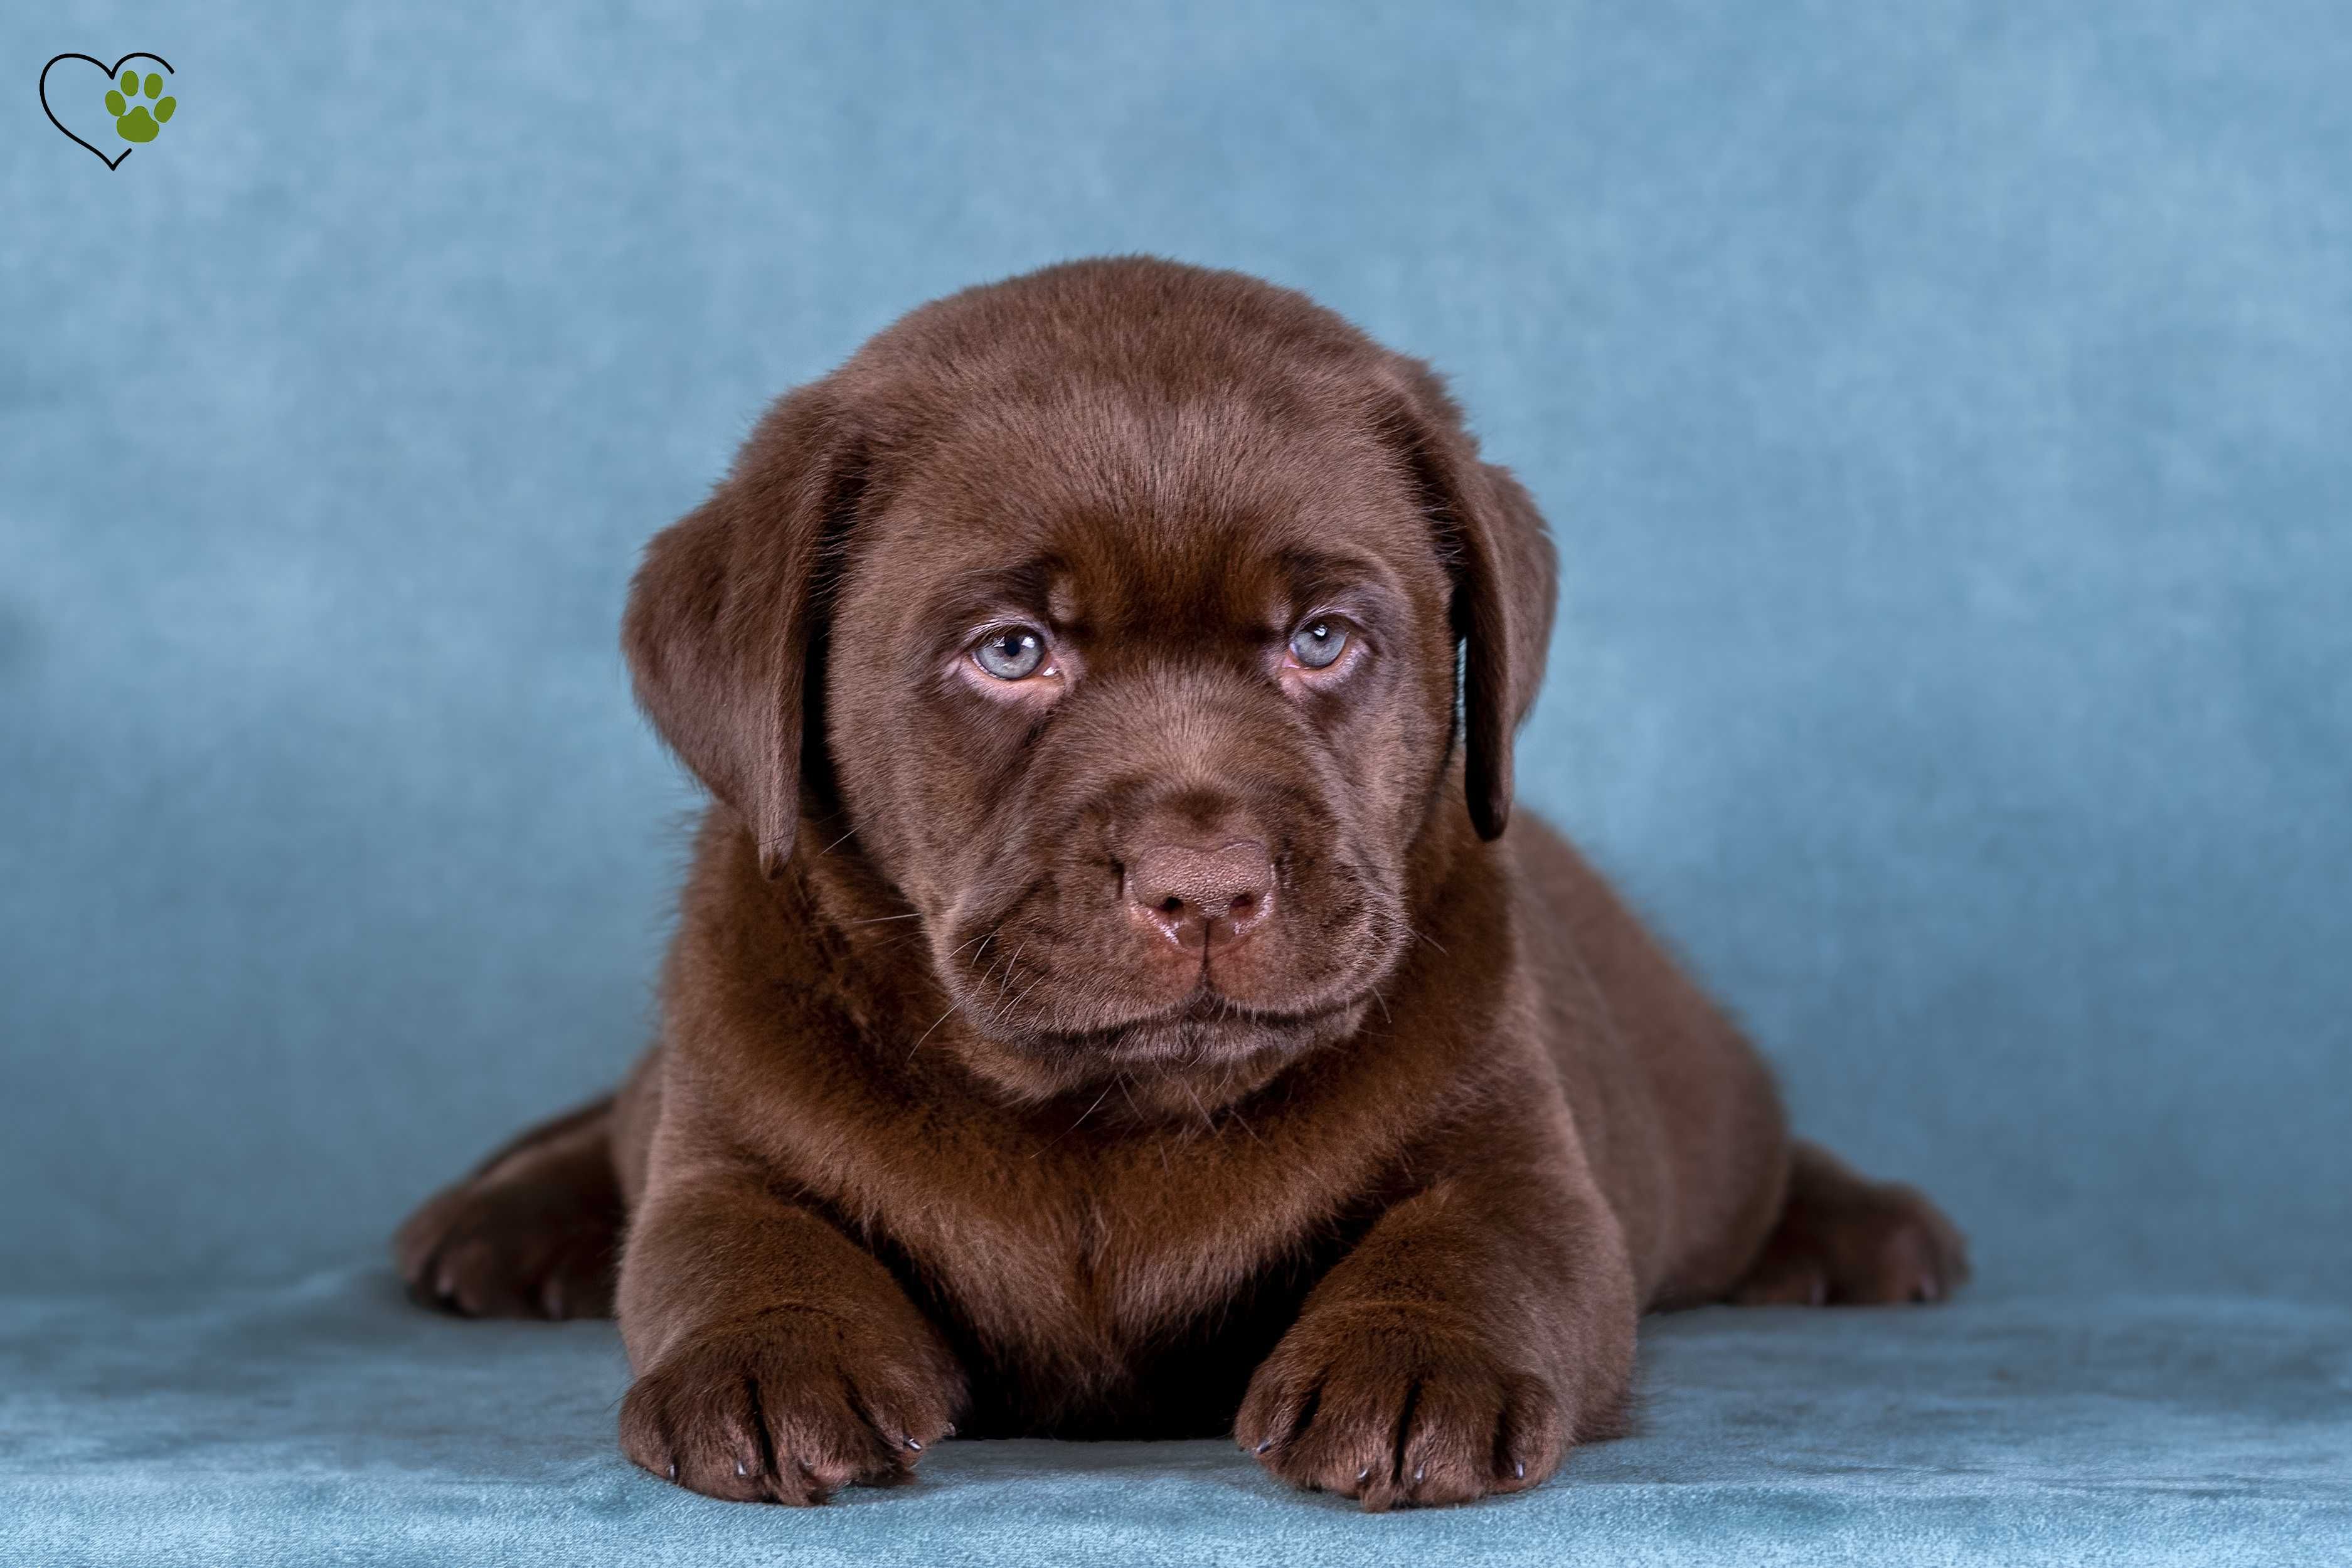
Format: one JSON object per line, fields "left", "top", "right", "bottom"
{"left": 1286, "top": 619, "right": 1349, "bottom": 670}
{"left": 972, "top": 626, "right": 1050, "bottom": 681}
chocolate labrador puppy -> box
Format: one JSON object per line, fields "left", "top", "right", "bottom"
{"left": 395, "top": 257, "right": 1966, "bottom": 1510}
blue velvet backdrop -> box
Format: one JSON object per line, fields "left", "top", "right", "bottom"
{"left": 4, "top": 0, "right": 2347, "bottom": 1306}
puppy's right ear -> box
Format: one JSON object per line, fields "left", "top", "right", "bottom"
{"left": 622, "top": 384, "right": 863, "bottom": 879}
{"left": 1376, "top": 358, "right": 1559, "bottom": 843}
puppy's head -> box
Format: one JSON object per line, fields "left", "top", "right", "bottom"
{"left": 625, "top": 260, "right": 1555, "bottom": 1096}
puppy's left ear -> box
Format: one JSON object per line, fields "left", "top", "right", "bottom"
{"left": 1381, "top": 358, "right": 1560, "bottom": 840}
{"left": 622, "top": 383, "right": 865, "bottom": 878}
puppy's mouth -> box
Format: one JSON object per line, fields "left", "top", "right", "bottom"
{"left": 1121, "top": 981, "right": 1336, "bottom": 1034}
{"left": 983, "top": 976, "right": 1378, "bottom": 1066}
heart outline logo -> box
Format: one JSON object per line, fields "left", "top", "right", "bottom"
{"left": 41, "top": 51, "right": 175, "bottom": 170}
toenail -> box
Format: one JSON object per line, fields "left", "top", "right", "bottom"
{"left": 1514, "top": 1461, "right": 1525, "bottom": 1479}
{"left": 905, "top": 1438, "right": 921, "bottom": 1451}
{"left": 1255, "top": 1439, "right": 1273, "bottom": 1454}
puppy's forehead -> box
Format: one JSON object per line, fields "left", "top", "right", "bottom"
{"left": 872, "top": 388, "right": 1432, "bottom": 619}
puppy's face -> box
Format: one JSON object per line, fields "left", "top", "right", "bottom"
{"left": 623, "top": 262, "right": 1556, "bottom": 1103}
{"left": 825, "top": 395, "right": 1457, "bottom": 1086}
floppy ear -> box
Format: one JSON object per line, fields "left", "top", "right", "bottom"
{"left": 622, "top": 384, "right": 863, "bottom": 878}
{"left": 1383, "top": 359, "right": 1560, "bottom": 840}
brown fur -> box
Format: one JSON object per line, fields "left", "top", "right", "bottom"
{"left": 393, "top": 258, "right": 1967, "bottom": 1510}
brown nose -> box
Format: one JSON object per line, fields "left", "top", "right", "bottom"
{"left": 1125, "top": 840, "right": 1274, "bottom": 951}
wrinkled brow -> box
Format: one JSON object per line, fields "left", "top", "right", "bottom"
{"left": 924, "top": 556, "right": 1064, "bottom": 632}
{"left": 915, "top": 546, "right": 1408, "bottom": 640}
{"left": 1271, "top": 548, "right": 1409, "bottom": 615}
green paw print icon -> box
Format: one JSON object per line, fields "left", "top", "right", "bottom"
{"left": 105, "top": 69, "right": 176, "bottom": 143}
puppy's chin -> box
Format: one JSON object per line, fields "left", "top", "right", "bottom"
{"left": 952, "top": 995, "right": 1373, "bottom": 1109}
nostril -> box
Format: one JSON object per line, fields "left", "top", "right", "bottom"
{"left": 1124, "top": 839, "right": 1275, "bottom": 948}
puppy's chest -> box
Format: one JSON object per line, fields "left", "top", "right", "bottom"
{"left": 846, "top": 1121, "right": 1359, "bottom": 1364}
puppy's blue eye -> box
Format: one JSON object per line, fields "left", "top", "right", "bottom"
{"left": 974, "top": 627, "right": 1048, "bottom": 681}
{"left": 1288, "top": 620, "right": 1348, "bottom": 670}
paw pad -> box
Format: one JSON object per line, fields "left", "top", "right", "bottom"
{"left": 104, "top": 69, "right": 175, "bottom": 144}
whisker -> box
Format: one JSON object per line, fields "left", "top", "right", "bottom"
{"left": 998, "top": 966, "right": 1051, "bottom": 1027}
{"left": 1175, "top": 1074, "right": 1218, "bottom": 1136}
{"left": 991, "top": 941, "right": 1031, "bottom": 1007}
{"left": 1031, "top": 1078, "right": 1117, "bottom": 1159}
{"left": 907, "top": 997, "right": 961, "bottom": 1061}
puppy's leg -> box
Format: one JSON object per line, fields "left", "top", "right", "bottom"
{"left": 1235, "top": 1123, "right": 1639, "bottom": 1510}
{"left": 1729, "top": 1139, "right": 1969, "bottom": 1306}
{"left": 615, "top": 1157, "right": 969, "bottom": 1505}
{"left": 393, "top": 1096, "right": 625, "bottom": 1320}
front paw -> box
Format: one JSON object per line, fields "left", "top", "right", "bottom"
{"left": 1235, "top": 1304, "right": 1567, "bottom": 1510}
{"left": 619, "top": 1308, "right": 965, "bottom": 1505}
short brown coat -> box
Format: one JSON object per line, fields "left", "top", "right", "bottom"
{"left": 396, "top": 257, "right": 1966, "bottom": 1509}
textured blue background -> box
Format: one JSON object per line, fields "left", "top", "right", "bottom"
{"left": 5, "top": 0, "right": 2347, "bottom": 1306}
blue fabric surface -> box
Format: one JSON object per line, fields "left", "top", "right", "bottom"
{"left": 3, "top": 1272, "right": 2346, "bottom": 1566}
{"left": 6, "top": 0, "right": 2349, "bottom": 1561}
{"left": 6, "top": 0, "right": 2348, "bottom": 1302}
